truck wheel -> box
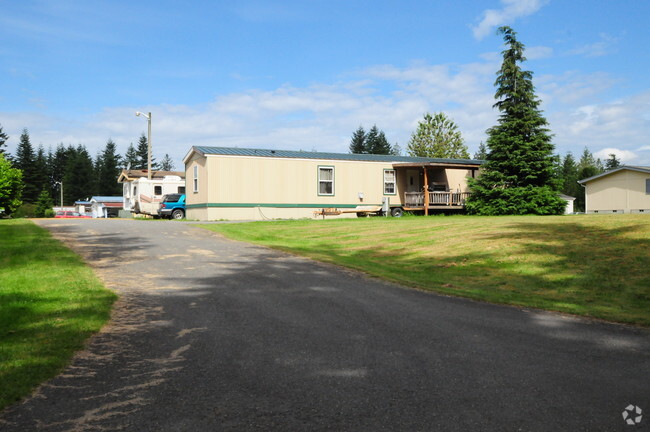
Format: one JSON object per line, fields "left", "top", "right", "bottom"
{"left": 390, "top": 207, "right": 403, "bottom": 217}
{"left": 171, "top": 209, "right": 185, "bottom": 220}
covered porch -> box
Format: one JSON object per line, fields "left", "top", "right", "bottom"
{"left": 392, "top": 161, "right": 481, "bottom": 214}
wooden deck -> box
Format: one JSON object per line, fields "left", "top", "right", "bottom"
{"left": 404, "top": 191, "right": 470, "bottom": 209}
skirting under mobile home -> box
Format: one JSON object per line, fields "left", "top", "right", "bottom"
{"left": 183, "top": 146, "right": 483, "bottom": 221}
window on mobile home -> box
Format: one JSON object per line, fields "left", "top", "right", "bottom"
{"left": 384, "top": 169, "right": 396, "bottom": 195}
{"left": 193, "top": 165, "right": 199, "bottom": 193}
{"left": 318, "top": 166, "right": 334, "bottom": 195}
{"left": 154, "top": 185, "right": 162, "bottom": 195}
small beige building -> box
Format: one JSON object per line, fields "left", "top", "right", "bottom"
{"left": 182, "top": 146, "right": 483, "bottom": 220}
{"left": 578, "top": 165, "right": 650, "bottom": 214}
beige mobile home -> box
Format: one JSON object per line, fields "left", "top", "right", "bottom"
{"left": 578, "top": 165, "right": 650, "bottom": 214}
{"left": 183, "top": 146, "right": 483, "bottom": 220}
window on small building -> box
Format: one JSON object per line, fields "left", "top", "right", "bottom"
{"left": 154, "top": 185, "right": 162, "bottom": 195}
{"left": 384, "top": 169, "right": 396, "bottom": 195}
{"left": 193, "top": 165, "right": 199, "bottom": 193}
{"left": 318, "top": 166, "right": 334, "bottom": 196}
{"left": 178, "top": 186, "right": 186, "bottom": 194}
{"left": 646, "top": 179, "right": 650, "bottom": 194}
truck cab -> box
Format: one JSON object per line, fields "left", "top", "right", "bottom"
{"left": 158, "top": 194, "right": 186, "bottom": 219}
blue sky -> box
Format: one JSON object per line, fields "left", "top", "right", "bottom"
{"left": 2, "top": 0, "right": 649, "bottom": 168}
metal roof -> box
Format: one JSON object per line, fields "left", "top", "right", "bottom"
{"left": 578, "top": 165, "right": 650, "bottom": 184}
{"left": 189, "top": 146, "right": 485, "bottom": 165}
{"left": 90, "top": 196, "right": 124, "bottom": 203}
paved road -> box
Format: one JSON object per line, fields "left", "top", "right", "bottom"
{"left": 1, "top": 219, "right": 648, "bottom": 431}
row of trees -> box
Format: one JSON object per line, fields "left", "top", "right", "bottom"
{"left": 349, "top": 113, "right": 470, "bottom": 159}
{"left": 0, "top": 126, "right": 176, "bottom": 214}
{"left": 348, "top": 26, "right": 620, "bottom": 215}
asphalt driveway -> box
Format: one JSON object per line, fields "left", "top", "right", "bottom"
{"left": 1, "top": 219, "right": 648, "bottom": 431}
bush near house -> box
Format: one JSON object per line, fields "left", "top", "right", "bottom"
{"left": 204, "top": 214, "right": 650, "bottom": 326}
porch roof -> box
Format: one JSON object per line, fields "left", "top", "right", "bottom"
{"left": 392, "top": 161, "right": 483, "bottom": 169}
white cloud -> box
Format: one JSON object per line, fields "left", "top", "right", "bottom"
{"left": 3, "top": 59, "right": 650, "bottom": 169}
{"left": 593, "top": 148, "right": 638, "bottom": 164}
{"left": 472, "top": 0, "right": 549, "bottom": 40}
{"left": 548, "top": 91, "right": 650, "bottom": 165}
{"left": 525, "top": 46, "right": 554, "bottom": 60}
{"left": 568, "top": 33, "right": 621, "bottom": 58}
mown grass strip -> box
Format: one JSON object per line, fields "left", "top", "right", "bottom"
{"left": 0, "top": 220, "right": 116, "bottom": 410}
{"left": 202, "top": 214, "right": 650, "bottom": 326}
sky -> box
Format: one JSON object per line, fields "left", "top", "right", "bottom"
{"left": 2, "top": 0, "right": 650, "bottom": 169}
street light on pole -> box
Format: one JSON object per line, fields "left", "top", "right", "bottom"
{"left": 135, "top": 111, "right": 152, "bottom": 180}
{"left": 54, "top": 181, "right": 63, "bottom": 209}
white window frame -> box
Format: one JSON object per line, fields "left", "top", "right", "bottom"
{"left": 318, "top": 166, "right": 334, "bottom": 196}
{"left": 193, "top": 165, "right": 199, "bottom": 193}
{"left": 384, "top": 169, "right": 396, "bottom": 195}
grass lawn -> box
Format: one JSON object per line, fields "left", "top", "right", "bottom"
{"left": 0, "top": 220, "right": 116, "bottom": 411}
{"left": 202, "top": 214, "right": 650, "bottom": 326}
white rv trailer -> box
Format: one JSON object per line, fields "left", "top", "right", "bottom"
{"left": 118, "top": 169, "right": 186, "bottom": 217}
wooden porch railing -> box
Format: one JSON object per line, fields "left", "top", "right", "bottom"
{"left": 404, "top": 191, "right": 471, "bottom": 207}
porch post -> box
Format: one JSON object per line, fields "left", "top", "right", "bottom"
{"left": 423, "top": 167, "right": 429, "bottom": 216}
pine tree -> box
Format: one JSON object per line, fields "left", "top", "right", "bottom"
{"left": 0, "top": 123, "right": 9, "bottom": 157}
{"left": 34, "top": 188, "right": 54, "bottom": 218}
{"left": 97, "top": 139, "right": 122, "bottom": 196}
{"left": 63, "top": 145, "right": 95, "bottom": 204}
{"left": 365, "top": 126, "right": 379, "bottom": 154}
{"left": 123, "top": 143, "right": 139, "bottom": 169}
{"left": 474, "top": 141, "right": 488, "bottom": 160}
{"left": 604, "top": 153, "right": 621, "bottom": 171}
{"left": 466, "top": 27, "right": 565, "bottom": 215}
{"left": 349, "top": 126, "right": 367, "bottom": 154}
{"left": 136, "top": 133, "right": 149, "bottom": 170}
{"left": 135, "top": 133, "right": 158, "bottom": 170}
{"left": 33, "top": 145, "right": 50, "bottom": 199}
{"left": 406, "top": 113, "right": 470, "bottom": 159}
{"left": 15, "top": 129, "right": 39, "bottom": 203}
{"left": 574, "top": 147, "right": 602, "bottom": 212}
{"left": 160, "top": 153, "right": 175, "bottom": 171}
{"left": 367, "top": 130, "right": 392, "bottom": 155}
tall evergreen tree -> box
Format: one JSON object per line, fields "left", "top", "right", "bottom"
{"left": 97, "top": 139, "right": 122, "bottom": 196}
{"left": 466, "top": 27, "right": 565, "bottom": 215}
{"left": 136, "top": 133, "right": 149, "bottom": 170}
{"left": 135, "top": 133, "right": 158, "bottom": 170}
{"left": 406, "top": 112, "right": 470, "bottom": 159}
{"left": 349, "top": 126, "right": 367, "bottom": 154}
{"left": 364, "top": 126, "right": 379, "bottom": 154}
{"left": 123, "top": 143, "right": 139, "bottom": 170}
{"left": 558, "top": 152, "right": 581, "bottom": 202}
{"left": 366, "top": 127, "right": 392, "bottom": 155}
{"left": 604, "top": 153, "right": 621, "bottom": 171}
{"left": 474, "top": 141, "right": 488, "bottom": 160}
{"left": 0, "top": 123, "right": 9, "bottom": 157}
{"left": 159, "top": 153, "right": 175, "bottom": 171}
{"left": 574, "top": 147, "right": 603, "bottom": 211}
{"left": 390, "top": 143, "right": 402, "bottom": 156}
{"left": 15, "top": 129, "right": 39, "bottom": 203}
{"left": 63, "top": 145, "right": 95, "bottom": 204}
{"left": 34, "top": 188, "right": 54, "bottom": 217}
{"left": 33, "top": 145, "right": 50, "bottom": 199}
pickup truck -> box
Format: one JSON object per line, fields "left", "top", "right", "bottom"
{"left": 158, "top": 194, "right": 186, "bottom": 219}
